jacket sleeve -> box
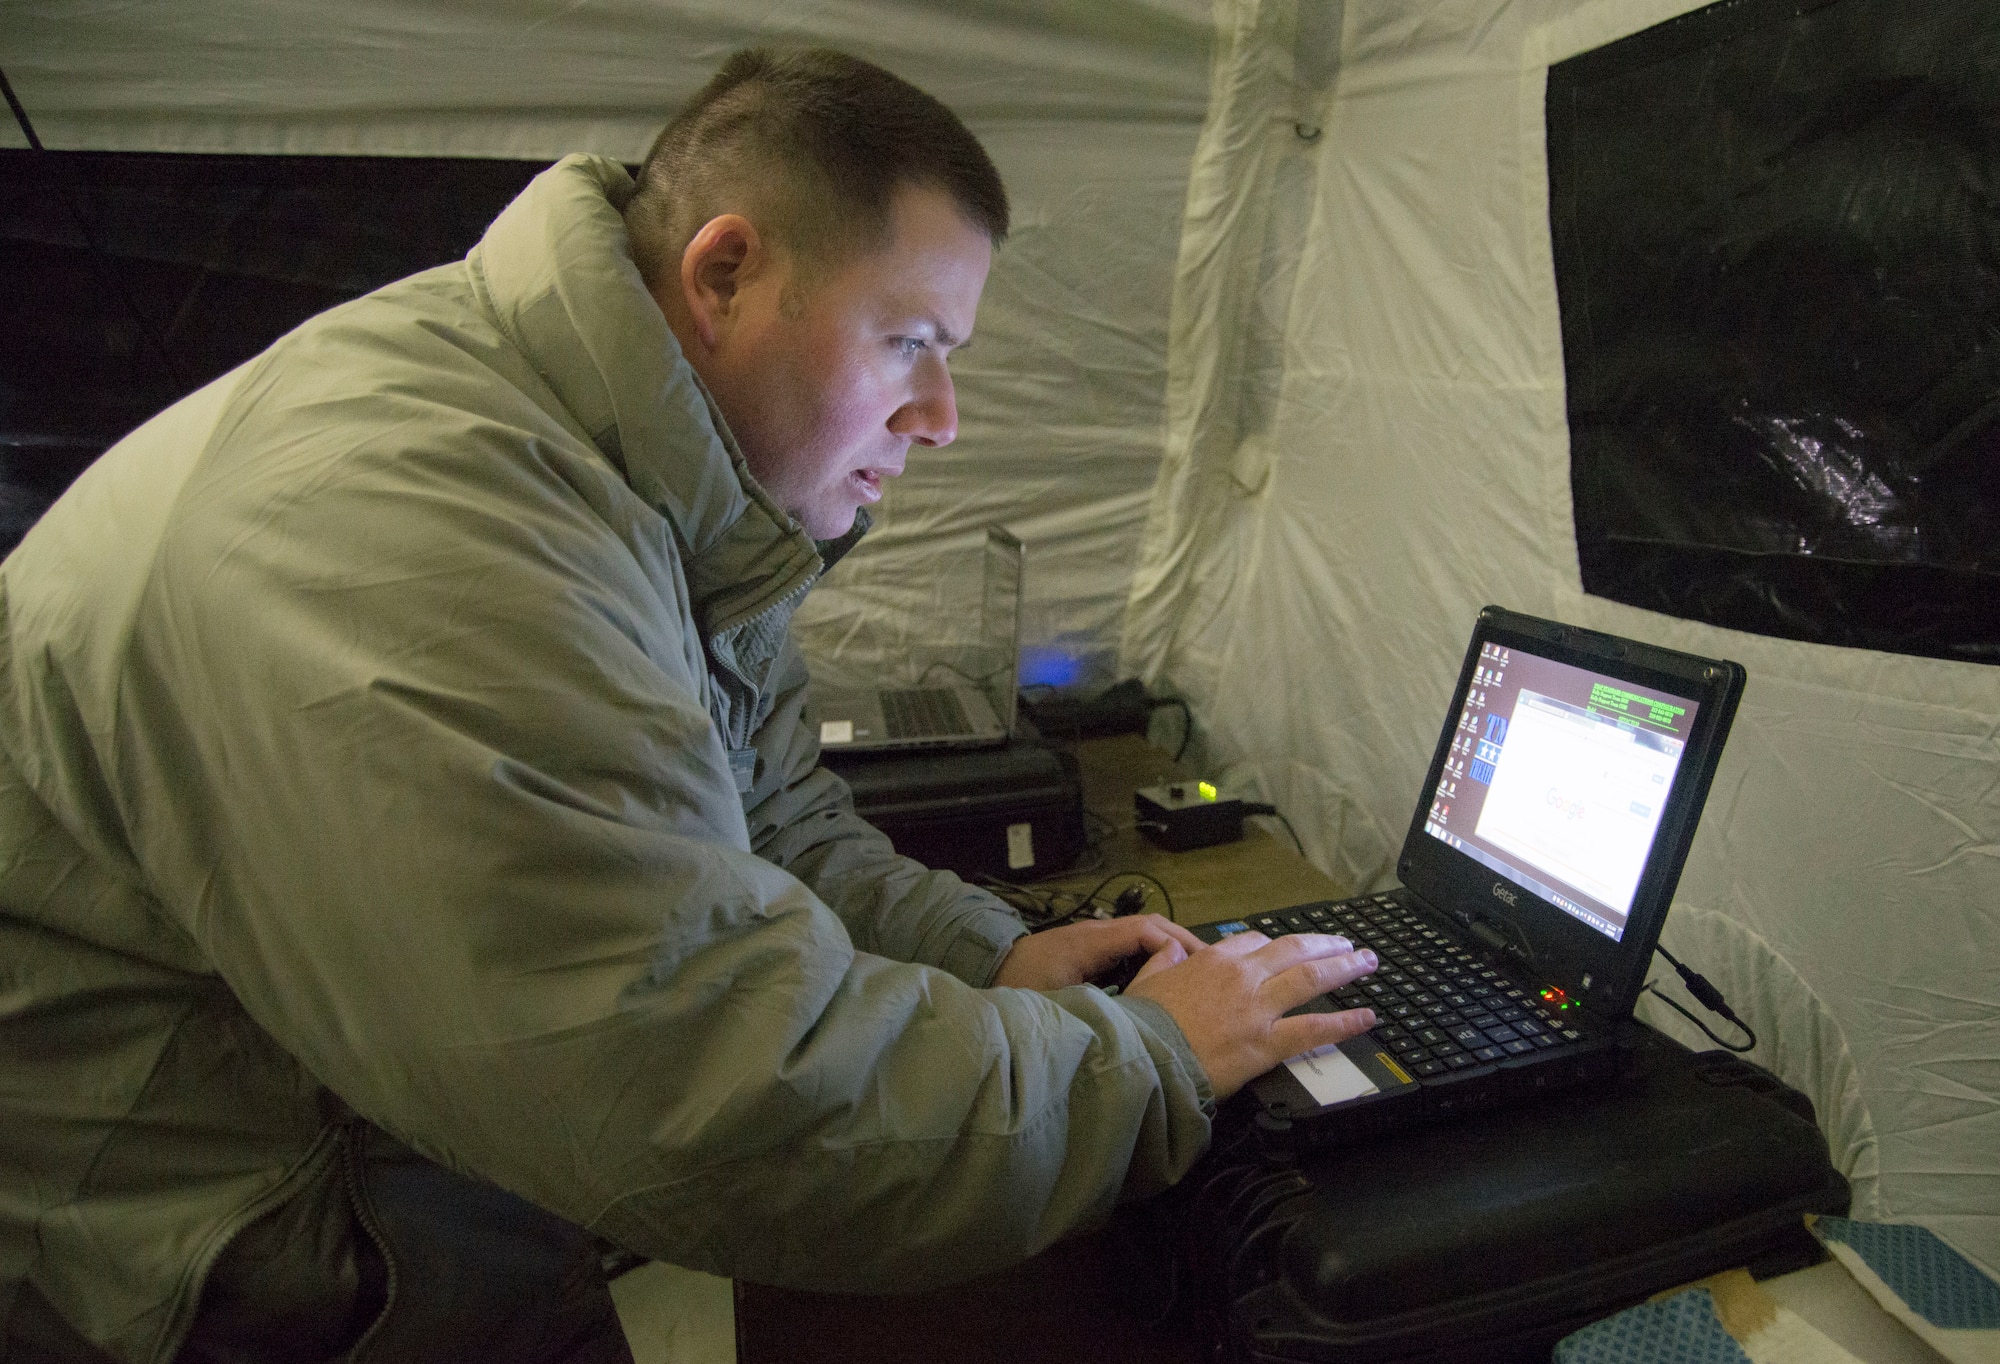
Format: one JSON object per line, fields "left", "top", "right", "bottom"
{"left": 136, "top": 410, "right": 1212, "bottom": 1292}
{"left": 738, "top": 640, "right": 1030, "bottom": 990}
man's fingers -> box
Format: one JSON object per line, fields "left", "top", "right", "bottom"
{"left": 1279, "top": 945, "right": 1377, "bottom": 1001}
{"left": 1269, "top": 1006, "right": 1377, "bottom": 1059}
{"left": 1250, "top": 931, "right": 1355, "bottom": 970}
{"left": 1203, "top": 929, "right": 1272, "bottom": 958}
{"left": 1251, "top": 944, "right": 1376, "bottom": 1020}
{"left": 1066, "top": 917, "right": 1177, "bottom": 978}
{"left": 1129, "top": 939, "right": 1186, "bottom": 984}
{"left": 1125, "top": 930, "right": 1384, "bottom": 1099}
{"left": 1138, "top": 918, "right": 1207, "bottom": 956}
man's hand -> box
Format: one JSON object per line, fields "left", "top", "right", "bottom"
{"left": 992, "top": 914, "right": 1205, "bottom": 991}
{"left": 1124, "top": 931, "right": 1377, "bottom": 1099}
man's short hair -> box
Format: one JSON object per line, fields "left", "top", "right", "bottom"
{"left": 625, "top": 48, "right": 1009, "bottom": 293}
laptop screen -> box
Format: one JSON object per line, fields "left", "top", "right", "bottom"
{"left": 1421, "top": 639, "right": 1701, "bottom": 943}
{"left": 977, "top": 527, "right": 1025, "bottom": 730}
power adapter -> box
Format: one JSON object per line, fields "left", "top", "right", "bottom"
{"left": 1134, "top": 781, "right": 1245, "bottom": 851}
{"left": 1111, "top": 884, "right": 1149, "bottom": 916}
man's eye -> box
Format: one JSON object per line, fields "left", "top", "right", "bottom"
{"left": 896, "top": 337, "right": 927, "bottom": 357}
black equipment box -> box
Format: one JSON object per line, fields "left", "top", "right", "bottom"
{"left": 1156, "top": 1031, "right": 1849, "bottom": 1364}
{"left": 824, "top": 738, "right": 1087, "bottom": 881}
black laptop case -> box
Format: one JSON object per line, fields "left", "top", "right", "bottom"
{"left": 1162, "top": 1031, "right": 1850, "bottom": 1363}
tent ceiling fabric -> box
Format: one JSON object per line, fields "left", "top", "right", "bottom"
{"left": 2, "top": 0, "right": 1212, "bottom": 156}
{"left": 1124, "top": 0, "right": 1997, "bottom": 1273}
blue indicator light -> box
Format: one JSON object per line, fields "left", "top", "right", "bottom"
{"left": 1017, "top": 648, "right": 1085, "bottom": 688}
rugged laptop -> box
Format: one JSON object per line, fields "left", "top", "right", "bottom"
{"left": 1196, "top": 605, "right": 1745, "bottom": 1146}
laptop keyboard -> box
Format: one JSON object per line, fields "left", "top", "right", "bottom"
{"left": 882, "top": 687, "right": 973, "bottom": 739}
{"left": 1223, "top": 893, "right": 1591, "bottom": 1079}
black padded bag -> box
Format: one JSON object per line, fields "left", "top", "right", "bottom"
{"left": 1154, "top": 1030, "right": 1849, "bottom": 1364}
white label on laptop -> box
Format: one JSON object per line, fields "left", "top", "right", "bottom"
{"left": 820, "top": 720, "right": 854, "bottom": 746}
{"left": 1006, "top": 822, "right": 1035, "bottom": 870}
{"left": 1284, "top": 1043, "right": 1381, "bottom": 1107}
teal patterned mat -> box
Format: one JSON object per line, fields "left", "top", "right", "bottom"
{"left": 1555, "top": 1287, "right": 1751, "bottom": 1363}
{"left": 1558, "top": 1218, "right": 2000, "bottom": 1364}
{"left": 1813, "top": 1216, "right": 2000, "bottom": 1330}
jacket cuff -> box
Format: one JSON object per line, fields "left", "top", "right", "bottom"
{"left": 1113, "top": 993, "right": 1217, "bottom": 1117}
{"left": 937, "top": 903, "right": 1032, "bottom": 989}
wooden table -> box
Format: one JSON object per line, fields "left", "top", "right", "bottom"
{"left": 1045, "top": 733, "right": 1346, "bottom": 928}
{"left": 734, "top": 734, "right": 1348, "bottom": 1364}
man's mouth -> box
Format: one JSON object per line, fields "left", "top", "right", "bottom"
{"left": 852, "top": 465, "right": 899, "bottom": 502}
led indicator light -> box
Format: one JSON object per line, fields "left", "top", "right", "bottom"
{"left": 1198, "top": 781, "right": 1218, "bottom": 801}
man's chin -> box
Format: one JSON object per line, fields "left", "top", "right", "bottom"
{"left": 796, "top": 504, "right": 864, "bottom": 542}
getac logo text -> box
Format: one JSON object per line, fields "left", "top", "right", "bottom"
{"left": 1492, "top": 883, "right": 1519, "bottom": 906}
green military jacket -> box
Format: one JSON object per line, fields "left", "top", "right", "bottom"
{"left": 0, "top": 156, "right": 1212, "bottom": 1362}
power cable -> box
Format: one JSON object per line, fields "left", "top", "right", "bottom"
{"left": 1646, "top": 945, "right": 1757, "bottom": 1053}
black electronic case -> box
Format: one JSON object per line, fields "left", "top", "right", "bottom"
{"left": 1157, "top": 1032, "right": 1849, "bottom": 1363}
{"left": 824, "top": 736, "right": 1087, "bottom": 881}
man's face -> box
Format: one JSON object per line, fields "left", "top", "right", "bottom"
{"left": 691, "top": 184, "right": 993, "bottom": 540}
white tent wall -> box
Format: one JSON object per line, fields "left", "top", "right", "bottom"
{"left": 2, "top": 0, "right": 1214, "bottom": 694}
{"left": 1125, "top": 0, "right": 1999, "bottom": 1272}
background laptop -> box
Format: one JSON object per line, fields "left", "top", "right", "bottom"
{"left": 813, "top": 525, "right": 1025, "bottom": 754}
{"left": 1197, "top": 605, "right": 1745, "bottom": 1147}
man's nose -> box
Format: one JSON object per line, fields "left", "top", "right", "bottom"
{"left": 892, "top": 359, "right": 959, "bottom": 448}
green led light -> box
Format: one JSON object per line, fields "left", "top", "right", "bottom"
{"left": 1198, "top": 781, "right": 1218, "bottom": 801}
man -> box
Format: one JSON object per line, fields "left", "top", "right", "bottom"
{"left": 0, "top": 49, "right": 1377, "bottom": 1361}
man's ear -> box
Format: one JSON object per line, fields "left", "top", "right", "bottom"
{"left": 678, "top": 214, "right": 762, "bottom": 352}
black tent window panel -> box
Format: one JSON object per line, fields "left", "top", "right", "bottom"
{"left": 1548, "top": 0, "right": 2000, "bottom": 665}
{"left": 0, "top": 151, "right": 552, "bottom": 556}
